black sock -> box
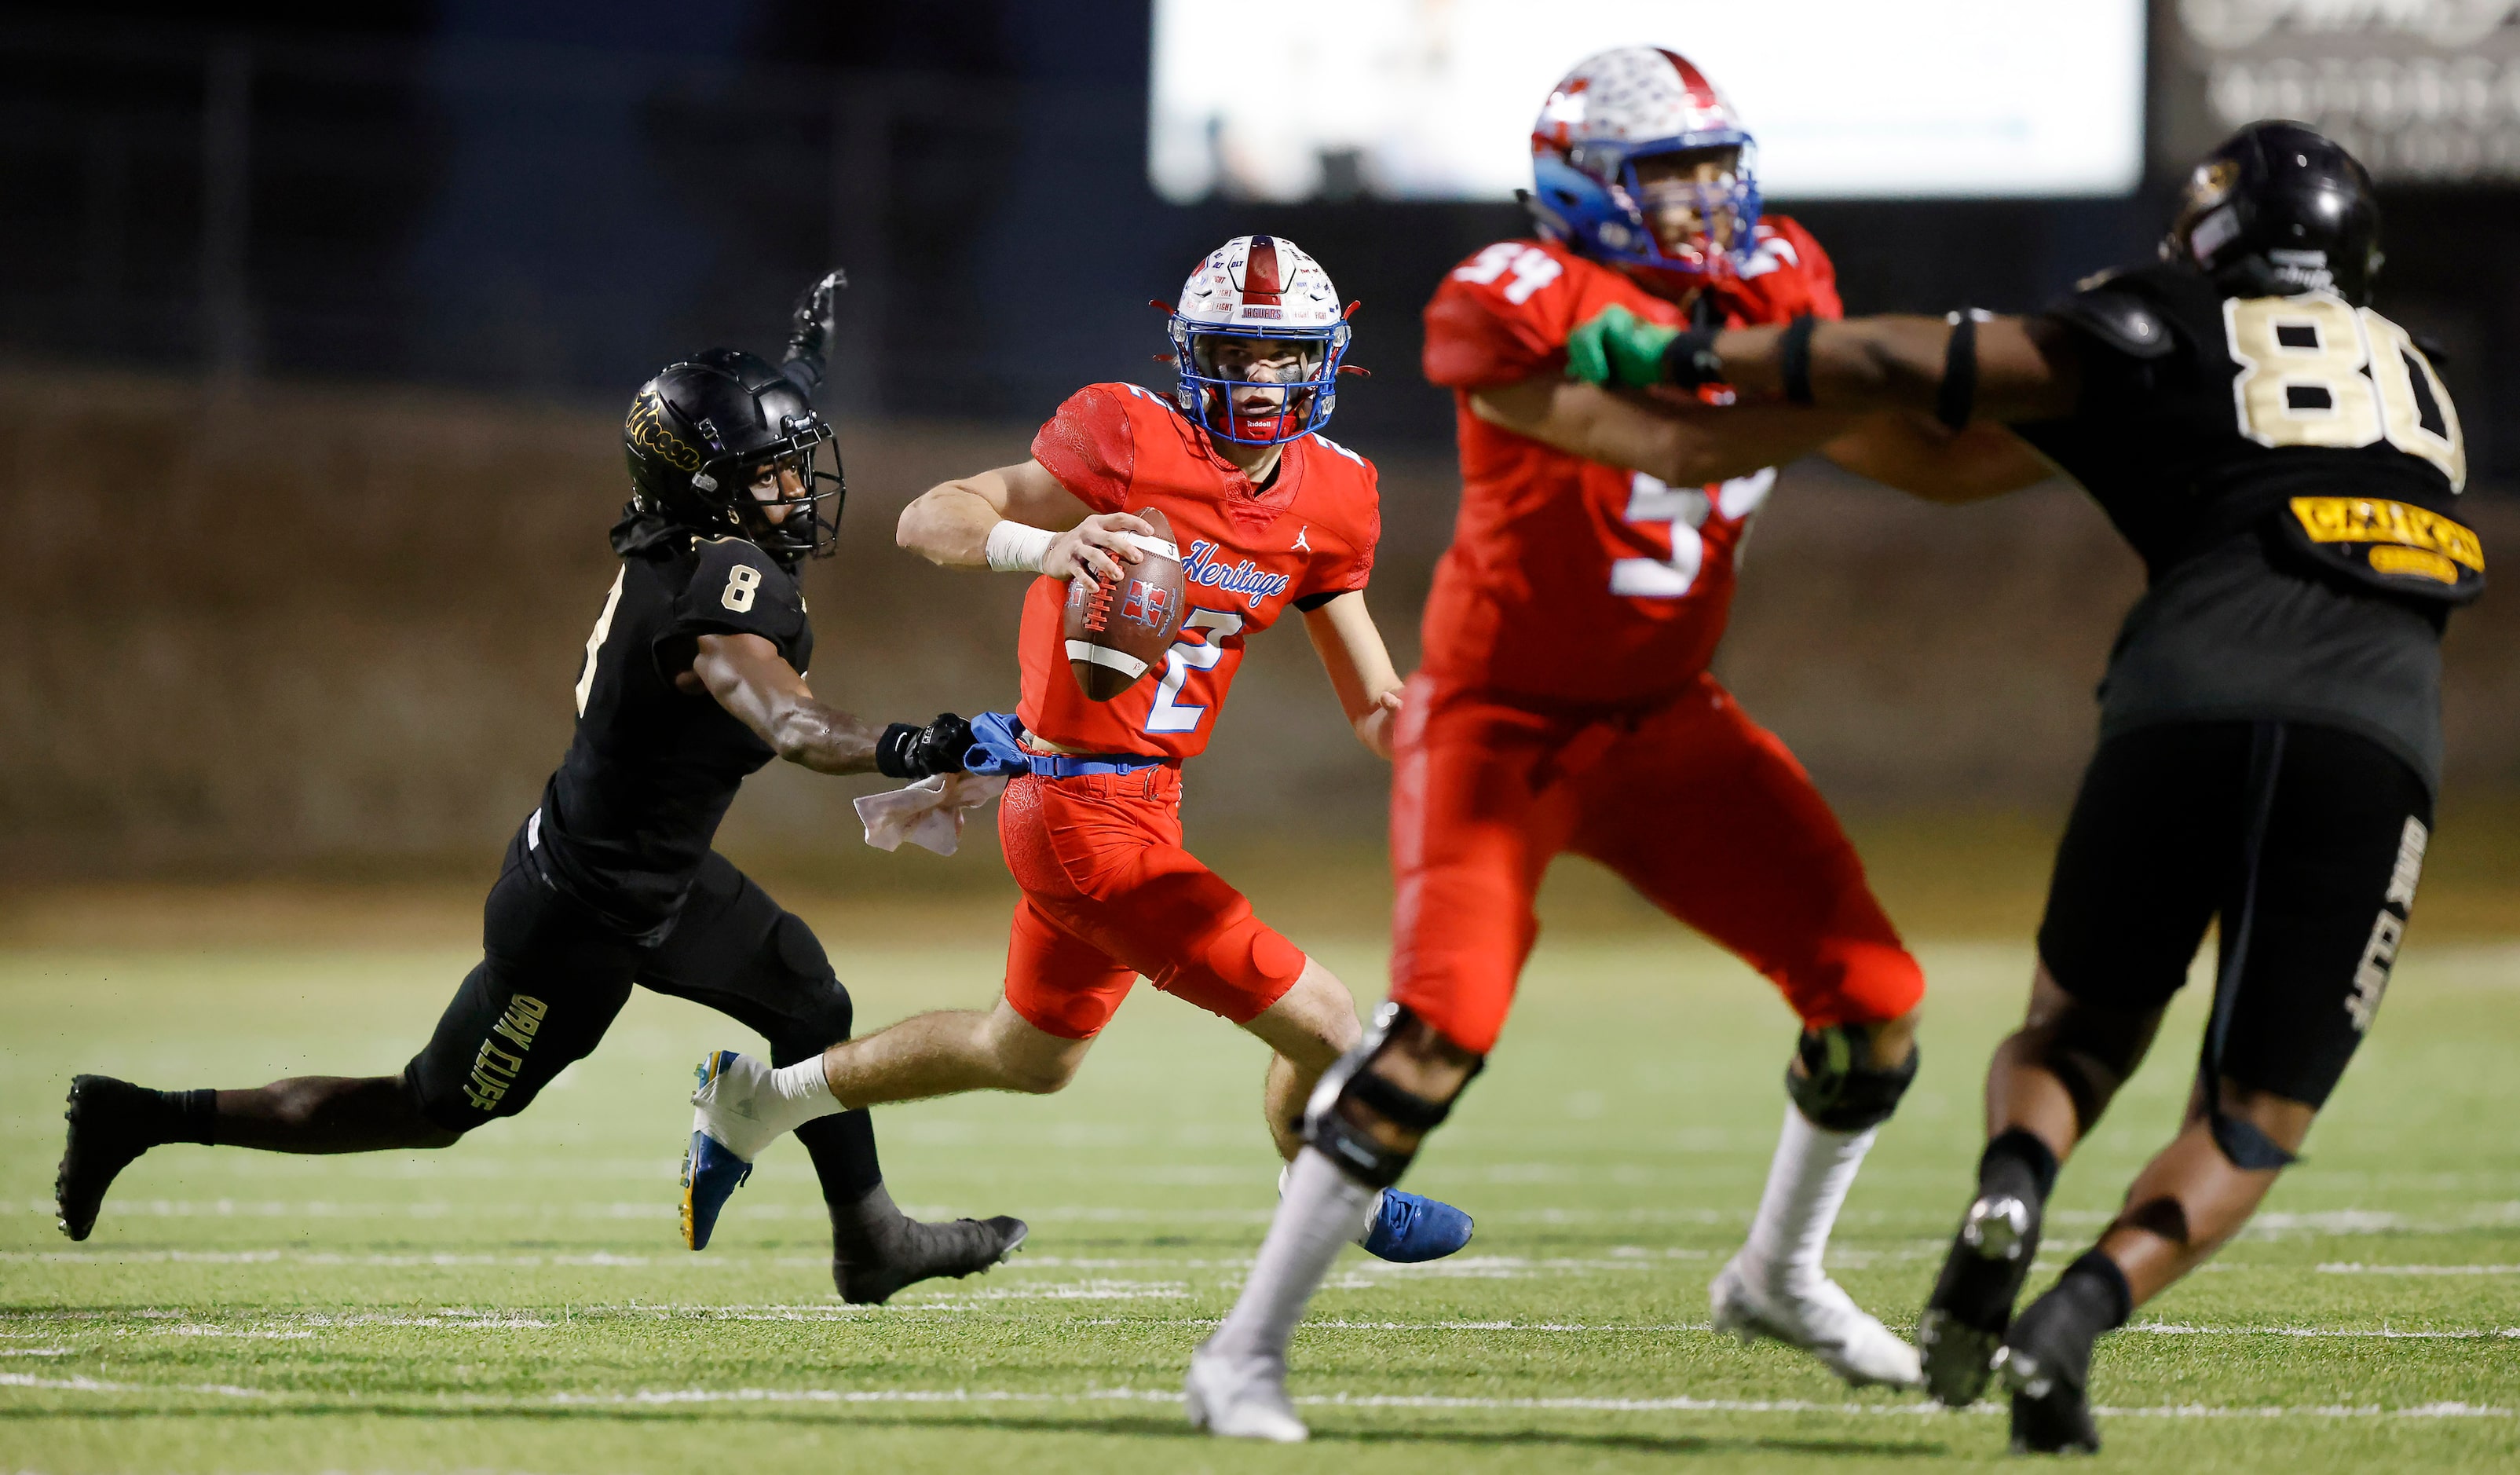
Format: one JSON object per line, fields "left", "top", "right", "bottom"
{"left": 1978, "top": 1127, "right": 2061, "bottom": 1206}
{"left": 148, "top": 1089, "right": 219, "bottom": 1147}
{"left": 2051, "top": 1248, "right": 2134, "bottom": 1335}
{"left": 796, "top": 1108, "right": 884, "bottom": 1207}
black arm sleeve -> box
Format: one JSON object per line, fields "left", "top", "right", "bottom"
{"left": 779, "top": 354, "right": 825, "bottom": 404}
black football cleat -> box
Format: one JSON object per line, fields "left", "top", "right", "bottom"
{"left": 1995, "top": 1287, "right": 2103, "bottom": 1455}
{"left": 831, "top": 1185, "right": 1029, "bottom": 1306}
{"left": 55, "top": 1076, "right": 170, "bottom": 1241}
{"left": 1917, "top": 1189, "right": 2042, "bottom": 1407}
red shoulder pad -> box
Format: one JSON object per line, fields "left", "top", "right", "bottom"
{"left": 1422, "top": 240, "right": 1576, "bottom": 391}
{"left": 1298, "top": 434, "right": 1381, "bottom": 595}
{"left": 1030, "top": 385, "right": 1140, "bottom": 513}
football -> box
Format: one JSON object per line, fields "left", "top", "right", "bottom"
{"left": 1063, "top": 506, "right": 1187, "bottom": 701}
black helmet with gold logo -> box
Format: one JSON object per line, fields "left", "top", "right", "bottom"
{"left": 2165, "top": 120, "right": 2383, "bottom": 306}
{"left": 622, "top": 350, "right": 844, "bottom": 562}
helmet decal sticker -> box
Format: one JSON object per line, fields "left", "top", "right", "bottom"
{"left": 625, "top": 391, "right": 701, "bottom": 471}
{"left": 1165, "top": 234, "right": 1354, "bottom": 447}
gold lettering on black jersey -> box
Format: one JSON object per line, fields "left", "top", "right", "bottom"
{"left": 2288, "top": 498, "right": 2483, "bottom": 573}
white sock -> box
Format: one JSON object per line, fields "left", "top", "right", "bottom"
{"left": 759, "top": 1057, "right": 840, "bottom": 1136}
{"left": 1210, "top": 1148, "right": 1375, "bottom": 1363}
{"left": 1739, "top": 1104, "right": 1878, "bottom": 1296}
{"left": 1278, "top": 1162, "right": 1385, "bottom": 1247}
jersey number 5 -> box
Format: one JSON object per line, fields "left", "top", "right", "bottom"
{"left": 1143, "top": 609, "right": 1245, "bottom": 734}
{"left": 2224, "top": 295, "right": 2465, "bottom": 490}
{"left": 1611, "top": 467, "right": 1775, "bottom": 598}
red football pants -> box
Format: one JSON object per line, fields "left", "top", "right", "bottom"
{"left": 997, "top": 765, "right": 1308, "bottom": 1041}
{"left": 1389, "top": 672, "right": 1923, "bottom": 1055}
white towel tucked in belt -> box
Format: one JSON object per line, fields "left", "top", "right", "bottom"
{"left": 852, "top": 772, "right": 1009, "bottom": 857}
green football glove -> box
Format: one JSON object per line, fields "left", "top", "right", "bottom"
{"left": 1564, "top": 303, "right": 1680, "bottom": 390}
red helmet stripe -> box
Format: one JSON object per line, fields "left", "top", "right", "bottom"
{"left": 1243, "top": 236, "right": 1284, "bottom": 306}
{"left": 1655, "top": 49, "right": 1720, "bottom": 109}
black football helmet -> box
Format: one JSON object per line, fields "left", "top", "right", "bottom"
{"left": 2164, "top": 120, "right": 2383, "bottom": 306}
{"left": 623, "top": 349, "right": 844, "bottom": 562}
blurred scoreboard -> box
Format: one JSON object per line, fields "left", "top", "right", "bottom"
{"left": 2163, "top": 1, "right": 2520, "bottom": 182}
{"left": 1150, "top": 0, "right": 2146, "bottom": 203}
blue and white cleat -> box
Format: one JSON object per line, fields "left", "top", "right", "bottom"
{"left": 681, "top": 1049, "right": 772, "bottom": 1251}
{"left": 1358, "top": 1189, "right": 1474, "bottom": 1263}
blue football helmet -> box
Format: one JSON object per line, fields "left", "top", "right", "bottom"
{"left": 1526, "top": 46, "right": 1764, "bottom": 293}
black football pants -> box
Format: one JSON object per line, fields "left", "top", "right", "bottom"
{"left": 404, "top": 831, "right": 882, "bottom": 1204}
{"left": 2035, "top": 719, "right": 2432, "bottom": 1110}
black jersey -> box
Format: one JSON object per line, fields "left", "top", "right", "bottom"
{"left": 525, "top": 513, "right": 813, "bottom": 941}
{"left": 2014, "top": 262, "right": 2479, "bottom": 791}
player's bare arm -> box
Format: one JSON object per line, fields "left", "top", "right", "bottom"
{"left": 1713, "top": 312, "right": 2083, "bottom": 423}
{"left": 1817, "top": 416, "right": 2058, "bottom": 506}
{"left": 1300, "top": 590, "right": 1404, "bottom": 759}
{"left": 686, "top": 631, "right": 883, "bottom": 774}
{"left": 1468, "top": 375, "right": 1863, "bottom": 488}
{"left": 1567, "top": 301, "right": 2083, "bottom": 426}
{"left": 898, "top": 457, "right": 1155, "bottom": 584}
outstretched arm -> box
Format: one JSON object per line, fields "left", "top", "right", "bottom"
{"left": 689, "top": 633, "right": 883, "bottom": 774}
{"left": 1567, "top": 302, "right": 2083, "bottom": 424}
{"left": 1715, "top": 313, "right": 2083, "bottom": 423}
{"left": 1468, "top": 375, "right": 1864, "bottom": 488}
{"left": 689, "top": 633, "right": 967, "bottom": 778}
{"left": 1300, "top": 591, "right": 1406, "bottom": 759}
{"left": 897, "top": 458, "right": 1158, "bottom": 584}
{"left": 1820, "top": 416, "right": 2061, "bottom": 505}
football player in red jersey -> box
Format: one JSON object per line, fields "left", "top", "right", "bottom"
{"left": 675, "top": 236, "right": 1473, "bottom": 1267}
{"left": 1183, "top": 48, "right": 2040, "bottom": 1440}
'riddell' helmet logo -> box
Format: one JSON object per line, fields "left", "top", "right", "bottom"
{"left": 626, "top": 392, "right": 701, "bottom": 471}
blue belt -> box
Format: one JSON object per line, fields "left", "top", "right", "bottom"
{"left": 1022, "top": 751, "right": 1169, "bottom": 779}
{"left": 961, "top": 712, "right": 1166, "bottom": 780}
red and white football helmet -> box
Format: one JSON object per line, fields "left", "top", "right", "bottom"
{"left": 1167, "top": 234, "right": 1353, "bottom": 446}
{"left": 1527, "top": 46, "right": 1764, "bottom": 293}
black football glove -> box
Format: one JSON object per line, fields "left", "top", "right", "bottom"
{"left": 876, "top": 712, "right": 975, "bottom": 780}
{"left": 780, "top": 269, "right": 847, "bottom": 398}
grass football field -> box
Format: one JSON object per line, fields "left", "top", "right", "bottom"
{"left": 5, "top": 917, "right": 2518, "bottom": 1473}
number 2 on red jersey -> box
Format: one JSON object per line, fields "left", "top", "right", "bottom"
{"left": 1143, "top": 609, "right": 1245, "bottom": 734}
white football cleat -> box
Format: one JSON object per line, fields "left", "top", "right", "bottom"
{"left": 1184, "top": 1342, "right": 1308, "bottom": 1443}
{"left": 1710, "top": 1254, "right": 1926, "bottom": 1390}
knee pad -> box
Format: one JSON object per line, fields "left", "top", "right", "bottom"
{"left": 1785, "top": 1024, "right": 1918, "bottom": 1133}
{"left": 1303, "top": 1001, "right": 1484, "bottom": 1189}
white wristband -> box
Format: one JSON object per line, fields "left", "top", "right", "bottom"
{"left": 984, "top": 521, "right": 1056, "bottom": 574}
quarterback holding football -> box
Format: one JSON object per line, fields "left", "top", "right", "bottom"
{"left": 673, "top": 236, "right": 1475, "bottom": 1268}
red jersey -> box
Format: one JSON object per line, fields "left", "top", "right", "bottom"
{"left": 1017, "top": 382, "right": 1381, "bottom": 759}
{"left": 1417, "top": 221, "right": 1842, "bottom": 706}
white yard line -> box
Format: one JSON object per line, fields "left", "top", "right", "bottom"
{"left": 0, "top": 1372, "right": 268, "bottom": 1399}
{"left": 2317, "top": 1263, "right": 2520, "bottom": 1276}
{"left": 2128, "top": 1322, "right": 2520, "bottom": 1340}
{"left": 9, "top": 1304, "right": 2513, "bottom": 1340}
{"left": 5, "top": 1373, "right": 2504, "bottom": 1421}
